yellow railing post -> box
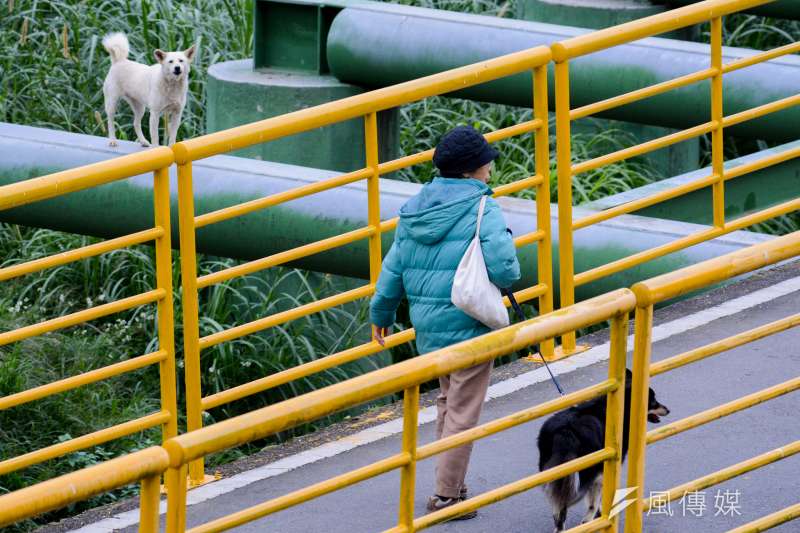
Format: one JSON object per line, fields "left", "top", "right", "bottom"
{"left": 600, "top": 312, "right": 629, "bottom": 532}
{"left": 397, "top": 385, "right": 420, "bottom": 531}
{"left": 139, "top": 473, "right": 161, "bottom": 533}
{"left": 711, "top": 16, "right": 725, "bottom": 228}
{"left": 534, "top": 65, "right": 555, "bottom": 359}
{"left": 365, "top": 112, "right": 383, "bottom": 344}
{"left": 154, "top": 166, "right": 178, "bottom": 443}
{"left": 365, "top": 112, "right": 382, "bottom": 285}
{"left": 624, "top": 303, "right": 654, "bottom": 533}
{"left": 176, "top": 161, "right": 206, "bottom": 484}
{"left": 166, "top": 465, "right": 188, "bottom": 533}
{"left": 555, "top": 59, "right": 578, "bottom": 354}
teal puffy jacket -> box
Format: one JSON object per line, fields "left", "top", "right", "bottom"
{"left": 369, "top": 177, "right": 521, "bottom": 354}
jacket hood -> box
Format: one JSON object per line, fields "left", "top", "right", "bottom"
{"left": 399, "top": 177, "right": 490, "bottom": 245}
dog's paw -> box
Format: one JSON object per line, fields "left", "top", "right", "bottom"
{"left": 139, "top": 140, "right": 151, "bottom": 147}
{"left": 108, "top": 139, "right": 118, "bottom": 147}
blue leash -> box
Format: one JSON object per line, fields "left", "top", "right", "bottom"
{"left": 502, "top": 288, "right": 565, "bottom": 395}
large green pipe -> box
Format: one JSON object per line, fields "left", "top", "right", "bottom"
{"left": 326, "top": 5, "right": 800, "bottom": 142}
{"left": 667, "top": 0, "right": 800, "bottom": 19}
{"left": 0, "top": 123, "right": 772, "bottom": 304}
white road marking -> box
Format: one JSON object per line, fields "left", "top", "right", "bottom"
{"left": 67, "top": 275, "right": 800, "bottom": 532}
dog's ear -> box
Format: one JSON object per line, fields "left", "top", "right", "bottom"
{"left": 184, "top": 44, "right": 196, "bottom": 62}
{"left": 154, "top": 49, "right": 166, "bottom": 63}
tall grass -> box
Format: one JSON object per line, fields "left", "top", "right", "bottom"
{"left": 398, "top": 97, "right": 660, "bottom": 201}
{"left": 0, "top": 223, "right": 377, "bottom": 529}
{"left": 0, "top": 0, "right": 254, "bottom": 140}
{"left": 723, "top": 13, "right": 800, "bottom": 49}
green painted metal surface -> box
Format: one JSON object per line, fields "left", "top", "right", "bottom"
{"left": 519, "top": 0, "right": 700, "bottom": 177}
{"left": 0, "top": 123, "right": 775, "bottom": 306}
{"left": 206, "top": 59, "right": 399, "bottom": 172}
{"left": 326, "top": 6, "right": 800, "bottom": 142}
{"left": 667, "top": 0, "right": 800, "bottom": 20}
{"left": 570, "top": 112, "right": 700, "bottom": 179}
{"left": 254, "top": 0, "right": 346, "bottom": 73}
{"left": 586, "top": 138, "right": 800, "bottom": 224}
{"left": 518, "top": 0, "right": 677, "bottom": 33}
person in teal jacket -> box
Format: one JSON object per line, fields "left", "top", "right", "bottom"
{"left": 370, "top": 125, "right": 521, "bottom": 519}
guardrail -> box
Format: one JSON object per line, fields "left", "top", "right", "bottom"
{"left": 2, "top": 231, "right": 799, "bottom": 531}
{"left": 0, "top": 149, "right": 179, "bottom": 485}
{"left": 551, "top": 0, "right": 800, "bottom": 354}
{"left": 160, "top": 288, "right": 635, "bottom": 532}
{"left": 623, "top": 230, "right": 800, "bottom": 533}
{"left": 172, "top": 44, "right": 556, "bottom": 484}
{"left": 0, "top": 446, "right": 169, "bottom": 532}
{"left": 1, "top": 0, "right": 799, "bottom": 529}
{"left": 174, "top": 0, "right": 800, "bottom": 484}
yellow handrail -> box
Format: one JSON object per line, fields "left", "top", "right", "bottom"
{"left": 550, "top": 0, "right": 775, "bottom": 61}
{"left": 167, "top": 290, "right": 634, "bottom": 464}
{"left": 161, "top": 289, "right": 634, "bottom": 532}
{"left": 0, "top": 148, "right": 179, "bottom": 491}
{"left": 1, "top": 1, "right": 799, "bottom": 530}
{"left": 624, "top": 230, "right": 800, "bottom": 532}
{"left": 172, "top": 47, "right": 552, "bottom": 163}
{"left": 0, "top": 148, "right": 173, "bottom": 210}
{"left": 0, "top": 446, "right": 169, "bottom": 530}
{"left": 552, "top": 0, "right": 800, "bottom": 354}
{"left": 4, "top": 231, "right": 799, "bottom": 531}
{"left": 175, "top": 44, "right": 556, "bottom": 484}
{"left": 631, "top": 231, "right": 800, "bottom": 305}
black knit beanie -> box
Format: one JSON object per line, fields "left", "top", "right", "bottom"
{"left": 432, "top": 125, "right": 499, "bottom": 176}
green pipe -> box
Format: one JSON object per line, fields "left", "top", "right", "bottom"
{"left": 326, "top": 5, "right": 800, "bottom": 142}
{"left": 586, "top": 138, "right": 800, "bottom": 223}
{"left": 667, "top": 0, "right": 800, "bottom": 20}
{"left": 0, "top": 123, "right": 773, "bottom": 305}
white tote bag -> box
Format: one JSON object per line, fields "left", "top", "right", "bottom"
{"left": 451, "top": 196, "right": 510, "bottom": 330}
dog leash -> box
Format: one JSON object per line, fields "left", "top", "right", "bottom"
{"left": 502, "top": 288, "right": 565, "bottom": 395}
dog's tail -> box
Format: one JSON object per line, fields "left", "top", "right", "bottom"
{"left": 542, "top": 435, "right": 589, "bottom": 511}
{"left": 543, "top": 465, "right": 577, "bottom": 512}
{"left": 102, "top": 33, "right": 129, "bottom": 63}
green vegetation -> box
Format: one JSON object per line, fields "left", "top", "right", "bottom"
{"left": 0, "top": 0, "right": 798, "bottom": 529}
{"left": 0, "top": 222, "right": 377, "bottom": 528}
{"left": 398, "top": 98, "right": 660, "bottom": 203}
{"left": 723, "top": 13, "right": 800, "bottom": 50}
{"left": 0, "top": 0, "right": 254, "bottom": 140}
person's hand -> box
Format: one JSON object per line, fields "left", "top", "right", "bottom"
{"left": 373, "top": 325, "right": 390, "bottom": 346}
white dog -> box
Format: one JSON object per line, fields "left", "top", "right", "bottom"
{"left": 102, "top": 33, "right": 195, "bottom": 147}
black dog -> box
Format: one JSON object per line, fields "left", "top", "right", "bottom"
{"left": 537, "top": 369, "right": 670, "bottom": 532}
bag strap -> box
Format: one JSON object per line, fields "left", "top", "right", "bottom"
{"left": 475, "top": 195, "right": 487, "bottom": 238}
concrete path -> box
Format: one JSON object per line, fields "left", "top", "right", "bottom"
{"left": 65, "top": 266, "right": 800, "bottom": 533}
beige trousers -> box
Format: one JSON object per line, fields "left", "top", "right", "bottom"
{"left": 434, "top": 360, "right": 493, "bottom": 498}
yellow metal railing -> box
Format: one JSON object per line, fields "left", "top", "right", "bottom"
{"left": 552, "top": 0, "right": 800, "bottom": 354}
{"left": 0, "top": 150, "right": 179, "bottom": 481}
{"left": 172, "top": 45, "right": 556, "bottom": 484}
{"left": 167, "top": 6, "right": 800, "bottom": 485}
{"left": 1, "top": 0, "right": 800, "bottom": 529}
{"left": 0, "top": 446, "right": 169, "bottom": 532}
{"left": 2, "top": 232, "right": 799, "bottom": 531}
{"left": 160, "top": 288, "right": 635, "bottom": 533}
{"left": 624, "top": 231, "right": 800, "bottom": 533}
